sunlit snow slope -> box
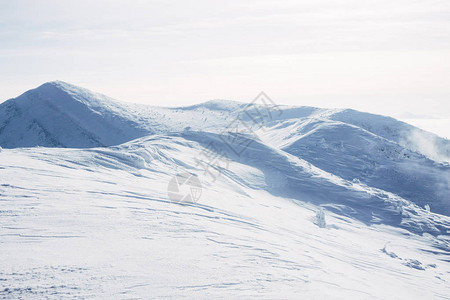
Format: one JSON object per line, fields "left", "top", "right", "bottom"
{"left": 0, "top": 82, "right": 449, "bottom": 298}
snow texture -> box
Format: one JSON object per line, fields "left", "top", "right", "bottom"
{"left": 0, "top": 82, "right": 449, "bottom": 298}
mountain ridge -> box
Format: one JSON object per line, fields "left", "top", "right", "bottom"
{"left": 1, "top": 81, "right": 448, "bottom": 158}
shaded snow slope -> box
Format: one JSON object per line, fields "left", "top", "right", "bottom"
{"left": 257, "top": 119, "right": 450, "bottom": 216}
{"left": 0, "top": 82, "right": 246, "bottom": 148}
{"left": 0, "top": 134, "right": 449, "bottom": 298}
{"left": 0, "top": 81, "right": 154, "bottom": 148}
{"left": 330, "top": 109, "right": 450, "bottom": 163}
{"left": 180, "top": 131, "right": 450, "bottom": 233}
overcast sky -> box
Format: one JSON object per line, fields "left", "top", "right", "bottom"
{"left": 1, "top": 0, "right": 449, "bottom": 136}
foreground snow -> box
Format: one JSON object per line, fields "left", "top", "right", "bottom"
{"left": 1, "top": 135, "right": 449, "bottom": 298}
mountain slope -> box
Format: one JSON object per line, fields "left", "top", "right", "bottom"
{"left": 181, "top": 130, "right": 449, "bottom": 233}
{"left": 329, "top": 109, "right": 450, "bottom": 163}
{"left": 257, "top": 119, "right": 450, "bottom": 216}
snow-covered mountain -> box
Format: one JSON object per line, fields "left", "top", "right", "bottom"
{"left": 0, "top": 81, "right": 152, "bottom": 148}
{"left": 1, "top": 81, "right": 448, "bottom": 215}
{"left": 2, "top": 81, "right": 449, "bottom": 161}
{"left": 0, "top": 81, "right": 245, "bottom": 148}
{"left": 0, "top": 82, "right": 449, "bottom": 298}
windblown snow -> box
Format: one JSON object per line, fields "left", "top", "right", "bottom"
{"left": 0, "top": 81, "right": 449, "bottom": 298}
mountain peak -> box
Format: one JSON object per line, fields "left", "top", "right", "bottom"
{"left": 40, "top": 79, "right": 71, "bottom": 86}
{"left": 20, "top": 81, "right": 126, "bottom": 112}
{"left": 0, "top": 81, "right": 147, "bottom": 148}
{"left": 35, "top": 80, "right": 83, "bottom": 94}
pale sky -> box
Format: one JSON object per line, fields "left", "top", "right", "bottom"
{"left": 1, "top": 0, "right": 449, "bottom": 137}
